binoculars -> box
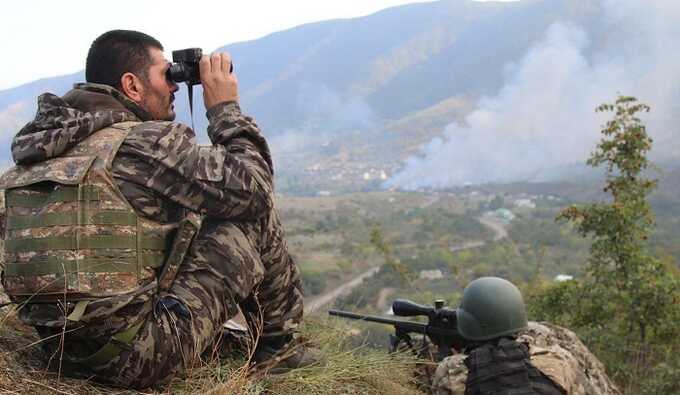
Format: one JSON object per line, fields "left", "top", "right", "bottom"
{"left": 167, "top": 48, "right": 233, "bottom": 86}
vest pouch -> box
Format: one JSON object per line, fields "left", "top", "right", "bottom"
{"left": 0, "top": 125, "right": 172, "bottom": 302}
{"left": 2, "top": 181, "right": 166, "bottom": 300}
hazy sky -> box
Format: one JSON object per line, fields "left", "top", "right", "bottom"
{"left": 0, "top": 0, "right": 518, "bottom": 91}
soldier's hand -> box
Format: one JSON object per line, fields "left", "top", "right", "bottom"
{"left": 200, "top": 52, "right": 238, "bottom": 109}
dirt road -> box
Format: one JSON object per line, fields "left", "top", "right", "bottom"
{"left": 478, "top": 214, "right": 508, "bottom": 241}
{"left": 305, "top": 265, "right": 381, "bottom": 313}
{"left": 305, "top": 213, "right": 508, "bottom": 314}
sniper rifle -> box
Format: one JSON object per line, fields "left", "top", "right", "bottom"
{"left": 328, "top": 299, "right": 466, "bottom": 361}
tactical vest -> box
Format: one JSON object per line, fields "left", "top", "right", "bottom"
{"left": 464, "top": 338, "right": 566, "bottom": 395}
{"left": 0, "top": 122, "right": 189, "bottom": 302}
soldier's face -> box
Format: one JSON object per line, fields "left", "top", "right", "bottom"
{"left": 140, "top": 48, "right": 178, "bottom": 121}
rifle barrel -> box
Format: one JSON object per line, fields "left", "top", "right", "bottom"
{"left": 328, "top": 309, "right": 460, "bottom": 338}
{"left": 328, "top": 309, "right": 423, "bottom": 327}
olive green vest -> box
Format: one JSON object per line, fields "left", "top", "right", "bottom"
{"left": 0, "top": 122, "right": 178, "bottom": 301}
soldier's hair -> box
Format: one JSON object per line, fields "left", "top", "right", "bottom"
{"left": 86, "top": 30, "right": 163, "bottom": 90}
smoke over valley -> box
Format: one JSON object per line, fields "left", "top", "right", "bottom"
{"left": 386, "top": 0, "right": 680, "bottom": 189}
{"left": 2, "top": 0, "right": 680, "bottom": 193}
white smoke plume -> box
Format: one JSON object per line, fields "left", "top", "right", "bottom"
{"left": 296, "top": 82, "right": 377, "bottom": 131}
{"left": 386, "top": 0, "right": 680, "bottom": 189}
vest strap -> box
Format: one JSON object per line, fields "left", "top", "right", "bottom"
{"left": 5, "top": 235, "right": 166, "bottom": 252}
{"left": 6, "top": 185, "right": 101, "bottom": 207}
{"left": 158, "top": 212, "right": 202, "bottom": 291}
{"left": 66, "top": 300, "right": 90, "bottom": 322}
{"left": 66, "top": 320, "right": 144, "bottom": 366}
{"left": 4, "top": 254, "right": 165, "bottom": 276}
{"left": 7, "top": 210, "right": 137, "bottom": 230}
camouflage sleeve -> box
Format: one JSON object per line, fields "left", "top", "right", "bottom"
{"left": 206, "top": 102, "right": 273, "bottom": 174}
{"left": 112, "top": 102, "right": 274, "bottom": 220}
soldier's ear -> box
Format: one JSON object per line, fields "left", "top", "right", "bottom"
{"left": 120, "top": 72, "right": 145, "bottom": 104}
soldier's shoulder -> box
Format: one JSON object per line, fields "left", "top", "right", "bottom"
{"left": 521, "top": 321, "right": 583, "bottom": 347}
{"left": 124, "top": 120, "right": 196, "bottom": 148}
{"left": 520, "top": 322, "right": 622, "bottom": 395}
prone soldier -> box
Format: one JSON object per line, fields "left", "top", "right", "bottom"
{"left": 330, "top": 277, "right": 620, "bottom": 394}
{"left": 431, "top": 277, "right": 621, "bottom": 395}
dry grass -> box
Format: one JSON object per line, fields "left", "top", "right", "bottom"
{"left": 0, "top": 308, "right": 425, "bottom": 395}
{"left": 0, "top": 308, "right": 129, "bottom": 394}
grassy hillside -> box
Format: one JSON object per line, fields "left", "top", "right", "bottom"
{"left": 0, "top": 311, "right": 425, "bottom": 394}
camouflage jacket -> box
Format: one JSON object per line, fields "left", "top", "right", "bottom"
{"left": 12, "top": 83, "right": 274, "bottom": 223}
{"left": 9, "top": 83, "right": 283, "bottom": 328}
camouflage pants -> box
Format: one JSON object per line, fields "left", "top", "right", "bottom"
{"left": 34, "top": 220, "right": 304, "bottom": 389}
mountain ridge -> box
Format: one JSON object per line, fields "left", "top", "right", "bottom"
{"left": 3, "top": 0, "right": 677, "bottom": 193}
{"left": 0, "top": 0, "right": 569, "bottom": 136}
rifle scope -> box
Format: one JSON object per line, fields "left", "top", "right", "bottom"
{"left": 392, "top": 299, "right": 457, "bottom": 322}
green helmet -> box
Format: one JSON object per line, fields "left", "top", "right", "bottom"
{"left": 456, "top": 277, "right": 528, "bottom": 341}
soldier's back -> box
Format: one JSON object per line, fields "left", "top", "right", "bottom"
{"left": 432, "top": 322, "right": 621, "bottom": 395}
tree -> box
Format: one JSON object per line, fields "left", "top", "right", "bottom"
{"left": 529, "top": 96, "right": 679, "bottom": 393}
{"left": 558, "top": 96, "right": 676, "bottom": 339}
{"left": 369, "top": 225, "right": 415, "bottom": 285}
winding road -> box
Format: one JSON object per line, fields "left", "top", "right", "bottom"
{"left": 478, "top": 214, "right": 508, "bottom": 241}
{"left": 305, "top": 212, "right": 508, "bottom": 313}
{"left": 305, "top": 265, "right": 381, "bottom": 313}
